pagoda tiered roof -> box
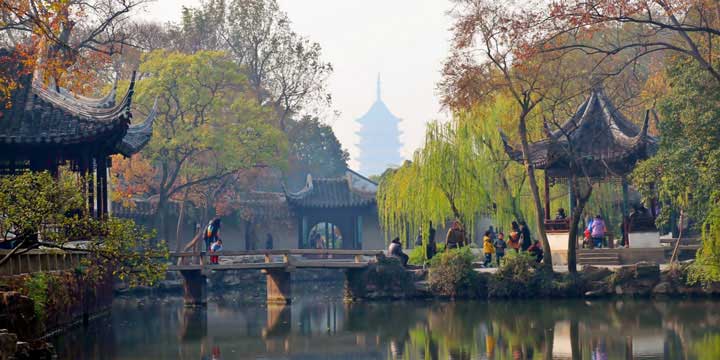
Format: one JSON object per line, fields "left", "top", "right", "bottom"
{"left": 501, "top": 88, "right": 657, "bottom": 179}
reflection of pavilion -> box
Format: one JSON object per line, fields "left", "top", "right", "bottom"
{"left": 502, "top": 87, "right": 659, "bottom": 265}
{"left": 552, "top": 320, "right": 667, "bottom": 359}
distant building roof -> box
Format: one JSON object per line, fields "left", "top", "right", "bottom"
{"left": 285, "top": 169, "right": 377, "bottom": 209}
{"left": 501, "top": 88, "right": 657, "bottom": 178}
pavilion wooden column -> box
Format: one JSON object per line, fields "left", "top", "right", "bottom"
{"left": 356, "top": 215, "right": 363, "bottom": 249}
{"left": 568, "top": 181, "right": 576, "bottom": 216}
{"left": 85, "top": 155, "right": 95, "bottom": 217}
{"left": 300, "top": 216, "right": 308, "bottom": 248}
{"left": 264, "top": 269, "right": 292, "bottom": 305}
{"left": 95, "top": 156, "right": 103, "bottom": 218}
{"left": 621, "top": 177, "right": 629, "bottom": 218}
{"left": 544, "top": 171, "right": 551, "bottom": 221}
{"left": 95, "top": 155, "right": 109, "bottom": 218}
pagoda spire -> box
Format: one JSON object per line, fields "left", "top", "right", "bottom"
{"left": 376, "top": 73, "right": 381, "bottom": 100}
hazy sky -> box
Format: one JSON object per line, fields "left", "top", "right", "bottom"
{"left": 140, "top": 0, "right": 454, "bottom": 169}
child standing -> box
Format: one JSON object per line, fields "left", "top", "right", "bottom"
{"left": 210, "top": 239, "right": 223, "bottom": 264}
{"left": 483, "top": 231, "right": 495, "bottom": 267}
{"left": 494, "top": 232, "right": 507, "bottom": 266}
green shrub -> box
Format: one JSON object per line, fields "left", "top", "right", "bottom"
{"left": 408, "top": 243, "right": 445, "bottom": 266}
{"left": 489, "top": 251, "right": 552, "bottom": 298}
{"left": 24, "top": 273, "right": 49, "bottom": 320}
{"left": 428, "top": 247, "right": 484, "bottom": 298}
{"left": 689, "top": 200, "right": 720, "bottom": 286}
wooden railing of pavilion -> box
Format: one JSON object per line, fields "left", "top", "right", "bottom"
{"left": 0, "top": 249, "right": 86, "bottom": 276}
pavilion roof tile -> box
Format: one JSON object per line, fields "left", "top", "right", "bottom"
{"left": 501, "top": 88, "right": 657, "bottom": 178}
{"left": 285, "top": 172, "right": 376, "bottom": 209}
{"left": 0, "top": 49, "right": 153, "bottom": 157}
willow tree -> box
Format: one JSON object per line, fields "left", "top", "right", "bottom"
{"left": 377, "top": 122, "right": 486, "bottom": 247}
{"left": 377, "top": 96, "right": 542, "bottom": 257}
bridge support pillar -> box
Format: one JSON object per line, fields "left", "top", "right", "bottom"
{"left": 264, "top": 269, "right": 292, "bottom": 305}
{"left": 262, "top": 305, "right": 291, "bottom": 338}
{"left": 180, "top": 270, "right": 207, "bottom": 307}
{"left": 344, "top": 268, "right": 368, "bottom": 302}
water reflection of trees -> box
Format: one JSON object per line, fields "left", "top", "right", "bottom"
{"left": 375, "top": 300, "right": 720, "bottom": 360}
{"left": 53, "top": 297, "right": 720, "bottom": 359}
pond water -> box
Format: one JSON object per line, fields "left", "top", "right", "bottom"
{"left": 53, "top": 284, "right": 720, "bottom": 359}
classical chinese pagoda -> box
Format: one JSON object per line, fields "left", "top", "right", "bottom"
{"left": 502, "top": 88, "right": 656, "bottom": 180}
{"left": 501, "top": 87, "right": 659, "bottom": 262}
{"left": 355, "top": 75, "right": 403, "bottom": 176}
{"left": 0, "top": 49, "right": 155, "bottom": 218}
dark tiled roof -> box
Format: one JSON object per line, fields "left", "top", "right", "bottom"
{"left": 235, "top": 191, "right": 292, "bottom": 220}
{"left": 0, "top": 77, "right": 133, "bottom": 145}
{"left": 501, "top": 88, "right": 657, "bottom": 178}
{"left": 286, "top": 175, "right": 376, "bottom": 209}
{"left": 0, "top": 49, "right": 153, "bottom": 157}
{"left": 115, "top": 100, "right": 156, "bottom": 157}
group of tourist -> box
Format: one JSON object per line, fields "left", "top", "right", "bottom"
{"left": 387, "top": 219, "right": 544, "bottom": 268}
{"left": 583, "top": 215, "right": 607, "bottom": 249}
{"left": 482, "top": 221, "right": 543, "bottom": 267}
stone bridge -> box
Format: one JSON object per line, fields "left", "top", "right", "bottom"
{"left": 169, "top": 249, "right": 385, "bottom": 306}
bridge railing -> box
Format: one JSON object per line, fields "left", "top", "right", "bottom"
{"left": 169, "top": 249, "right": 385, "bottom": 269}
{"left": 0, "top": 249, "right": 87, "bottom": 276}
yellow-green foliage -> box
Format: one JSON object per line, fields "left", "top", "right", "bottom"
{"left": 689, "top": 199, "right": 720, "bottom": 285}
{"left": 584, "top": 182, "right": 626, "bottom": 235}
{"left": 377, "top": 96, "right": 563, "bottom": 256}
{"left": 0, "top": 172, "right": 168, "bottom": 287}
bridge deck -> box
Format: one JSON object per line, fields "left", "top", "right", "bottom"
{"left": 167, "top": 249, "right": 384, "bottom": 272}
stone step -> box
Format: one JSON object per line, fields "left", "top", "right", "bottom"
{"left": 579, "top": 260, "right": 622, "bottom": 265}
{"left": 578, "top": 255, "right": 620, "bottom": 259}
{"left": 578, "top": 258, "right": 621, "bottom": 263}
{"left": 578, "top": 253, "right": 621, "bottom": 259}
{"left": 578, "top": 251, "right": 621, "bottom": 265}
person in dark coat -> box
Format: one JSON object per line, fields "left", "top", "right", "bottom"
{"left": 520, "top": 221, "right": 532, "bottom": 251}
{"left": 445, "top": 220, "right": 467, "bottom": 249}
{"left": 388, "top": 237, "right": 409, "bottom": 266}
{"left": 426, "top": 221, "right": 437, "bottom": 260}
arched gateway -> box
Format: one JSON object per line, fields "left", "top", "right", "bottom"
{"left": 286, "top": 170, "right": 379, "bottom": 250}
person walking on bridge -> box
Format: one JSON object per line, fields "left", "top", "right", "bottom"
{"left": 204, "top": 218, "right": 222, "bottom": 253}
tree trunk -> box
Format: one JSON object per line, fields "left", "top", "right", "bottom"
{"left": 155, "top": 192, "right": 170, "bottom": 245}
{"left": 567, "top": 176, "right": 593, "bottom": 274}
{"left": 544, "top": 326, "right": 554, "bottom": 360}
{"left": 175, "top": 199, "right": 186, "bottom": 253}
{"left": 518, "top": 115, "right": 553, "bottom": 270}
{"left": 568, "top": 198, "right": 590, "bottom": 274}
{"left": 570, "top": 320, "right": 581, "bottom": 360}
{"left": 670, "top": 209, "right": 685, "bottom": 263}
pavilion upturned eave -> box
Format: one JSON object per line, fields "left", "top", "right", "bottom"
{"left": 500, "top": 87, "right": 657, "bottom": 179}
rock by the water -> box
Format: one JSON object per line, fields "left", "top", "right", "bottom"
{"left": 652, "top": 282, "right": 672, "bottom": 295}
{"left": 0, "top": 330, "right": 17, "bottom": 360}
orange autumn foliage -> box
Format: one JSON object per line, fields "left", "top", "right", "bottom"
{"left": 1, "top": 0, "right": 141, "bottom": 106}
{"left": 110, "top": 154, "right": 157, "bottom": 207}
